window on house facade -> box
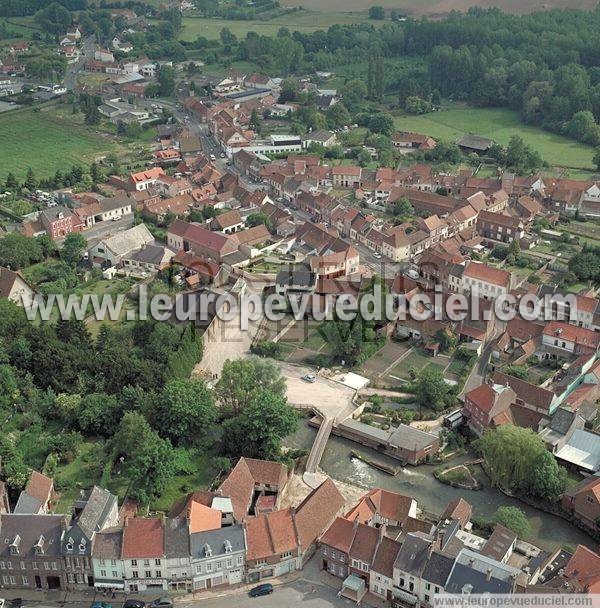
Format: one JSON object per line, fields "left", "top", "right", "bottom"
{"left": 132, "top": 571, "right": 138, "bottom": 578}
{"left": 145, "top": 571, "right": 151, "bottom": 578}
{"left": 155, "top": 559, "right": 161, "bottom": 566}
{"left": 131, "top": 560, "right": 137, "bottom": 567}
{"left": 101, "top": 570, "right": 107, "bottom": 577}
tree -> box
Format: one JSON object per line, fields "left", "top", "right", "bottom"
{"left": 476, "top": 426, "right": 567, "bottom": 500}
{"left": 368, "top": 6, "right": 385, "bottom": 19}
{"left": 507, "top": 237, "right": 521, "bottom": 264}
{"left": 112, "top": 412, "right": 175, "bottom": 505}
{"left": 24, "top": 167, "right": 37, "bottom": 191}
{"left": 61, "top": 232, "right": 87, "bottom": 267}
{"left": 494, "top": 506, "right": 531, "bottom": 538}
{"left": 392, "top": 197, "right": 414, "bottom": 218}
{"left": 156, "top": 379, "right": 217, "bottom": 446}
{"left": 216, "top": 358, "right": 287, "bottom": 418}
{"left": 157, "top": 65, "right": 176, "bottom": 97}
{"left": 0, "top": 233, "right": 43, "bottom": 269}
{"left": 5, "top": 172, "right": 18, "bottom": 191}
{"left": 222, "top": 390, "right": 297, "bottom": 460}
{"left": 279, "top": 78, "right": 298, "bottom": 103}
{"left": 246, "top": 212, "right": 273, "bottom": 231}
{"left": 341, "top": 79, "right": 368, "bottom": 113}
{"left": 357, "top": 149, "right": 372, "bottom": 167}
{"left": 594, "top": 147, "right": 600, "bottom": 172}
{"left": 414, "top": 365, "right": 452, "bottom": 412}
{"left": 84, "top": 104, "right": 100, "bottom": 125}
{"left": 368, "top": 113, "right": 394, "bottom": 135}
{"left": 528, "top": 449, "right": 568, "bottom": 501}
{"left": 78, "top": 392, "right": 120, "bottom": 436}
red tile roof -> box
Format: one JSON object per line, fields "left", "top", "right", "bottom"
{"left": 564, "top": 545, "right": 600, "bottom": 593}
{"left": 122, "top": 518, "right": 164, "bottom": 558}
{"left": 463, "top": 261, "right": 511, "bottom": 287}
{"left": 25, "top": 471, "right": 53, "bottom": 504}
{"left": 543, "top": 321, "right": 600, "bottom": 349}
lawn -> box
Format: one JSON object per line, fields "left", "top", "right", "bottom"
{"left": 393, "top": 105, "right": 595, "bottom": 170}
{"left": 177, "top": 10, "right": 371, "bottom": 41}
{"left": 0, "top": 104, "right": 126, "bottom": 181}
{"left": 392, "top": 348, "right": 444, "bottom": 380}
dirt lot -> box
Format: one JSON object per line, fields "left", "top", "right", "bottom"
{"left": 280, "top": 0, "right": 596, "bottom": 16}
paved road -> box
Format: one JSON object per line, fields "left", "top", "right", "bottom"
{"left": 65, "top": 35, "right": 95, "bottom": 91}
{"left": 179, "top": 580, "right": 355, "bottom": 608}
{"left": 460, "top": 336, "right": 496, "bottom": 397}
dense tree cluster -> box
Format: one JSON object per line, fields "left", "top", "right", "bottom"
{"left": 477, "top": 425, "right": 567, "bottom": 501}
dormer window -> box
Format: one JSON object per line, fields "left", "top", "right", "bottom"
{"left": 34, "top": 535, "right": 45, "bottom": 556}
{"left": 9, "top": 535, "right": 20, "bottom": 555}
{"left": 79, "top": 543, "right": 86, "bottom": 553}
{"left": 224, "top": 540, "right": 232, "bottom": 554}
{"left": 204, "top": 544, "right": 212, "bottom": 558}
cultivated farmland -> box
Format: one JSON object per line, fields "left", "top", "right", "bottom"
{"left": 279, "top": 0, "right": 597, "bottom": 16}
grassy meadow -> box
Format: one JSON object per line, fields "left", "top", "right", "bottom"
{"left": 178, "top": 10, "right": 372, "bottom": 41}
{"left": 393, "top": 105, "right": 596, "bottom": 171}
{"left": 0, "top": 104, "right": 130, "bottom": 182}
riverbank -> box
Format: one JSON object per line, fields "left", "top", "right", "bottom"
{"left": 284, "top": 421, "right": 596, "bottom": 551}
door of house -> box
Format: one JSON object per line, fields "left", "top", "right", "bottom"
{"left": 35, "top": 576, "right": 41, "bottom": 589}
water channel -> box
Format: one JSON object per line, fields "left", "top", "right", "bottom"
{"left": 285, "top": 422, "right": 596, "bottom": 552}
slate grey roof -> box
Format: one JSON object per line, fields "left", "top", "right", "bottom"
{"left": 445, "top": 548, "right": 520, "bottom": 594}
{"left": 456, "top": 134, "right": 494, "bottom": 151}
{"left": 78, "top": 487, "right": 117, "bottom": 538}
{"left": 13, "top": 492, "right": 43, "bottom": 514}
{"left": 165, "top": 517, "right": 190, "bottom": 559}
{"left": 190, "top": 524, "right": 245, "bottom": 559}
{"left": 127, "top": 244, "right": 173, "bottom": 265}
{"left": 394, "top": 533, "right": 431, "bottom": 577}
{"left": 550, "top": 408, "right": 578, "bottom": 435}
{"left": 0, "top": 513, "right": 66, "bottom": 558}
{"left": 388, "top": 424, "right": 439, "bottom": 451}
{"left": 100, "top": 196, "right": 132, "bottom": 213}
{"left": 62, "top": 486, "right": 117, "bottom": 555}
{"left": 422, "top": 551, "right": 455, "bottom": 587}
{"left": 276, "top": 264, "right": 315, "bottom": 289}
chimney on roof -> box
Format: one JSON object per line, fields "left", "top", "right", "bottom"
{"left": 352, "top": 516, "right": 359, "bottom": 531}
{"left": 486, "top": 568, "right": 492, "bottom": 581}
{"left": 428, "top": 543, "right": 434, "bottom": 558}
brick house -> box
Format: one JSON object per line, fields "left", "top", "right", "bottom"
{"left": 39, "top": 207, "right": 82, "bottom": 239}
{"left": 561, "top": 475, "right": 600, "bottom": 532}
{"left": 476, "top": 210, "right": 524, "bottom": 243}
{"left": 463, "top": 383, "right": 517, "bottom": 436}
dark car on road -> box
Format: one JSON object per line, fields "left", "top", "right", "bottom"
{"left": 249, "top": 583, "right": 274, "bottom": 597}
{"left": 123, "top": 600, "right": 145, "bottom": 608}
{"left": 148, "top": 598, "right": 172, "bottom": 608}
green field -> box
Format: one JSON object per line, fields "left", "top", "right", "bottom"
{"left": 394, "top": 106, "right": 595, "bottom": 170}
{"left": 0, "top": 105, "right": 125, "bottom": 181}
{"left": 178, "top": 10, "right": 371, "bottom": 41}
{"left": 279, "top": 0, "right": 597, "bottom": 16}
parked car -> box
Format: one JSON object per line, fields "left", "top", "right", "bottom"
{"left": 373, "top": 252, "right": 382, "bottom": 259}
{"left": 91, "top": 603, "right": 111, "bottom": 608}
{"left": 148, "top": 598, "right": 173, "bottom": 608}
{"left": 249, "top": 583, "right": 273, "bottom": 597}
{"left": 302, "top": 373, "right": 316, "bottom": 383}
{"left": 10, "top": 599, "right": 22, "bottom": 608}
{"left": 0, "top": 599, "right": 6, "bottom": 608}
{"left": 123, "top": 600, "right": 145, "bottom": 608}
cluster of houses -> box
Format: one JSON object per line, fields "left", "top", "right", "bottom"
{"left": 2, "top": 465, "right": 599, "bottom": 602}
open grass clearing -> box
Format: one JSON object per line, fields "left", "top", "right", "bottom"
{"left": 177, "top": 11, "right": 371, "bottom": 41}
{"left": 0, "top": 103, "right": 134, "bottom": 181}
{"left": 393, "top": 105, "right": 595, "bottom": 170}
